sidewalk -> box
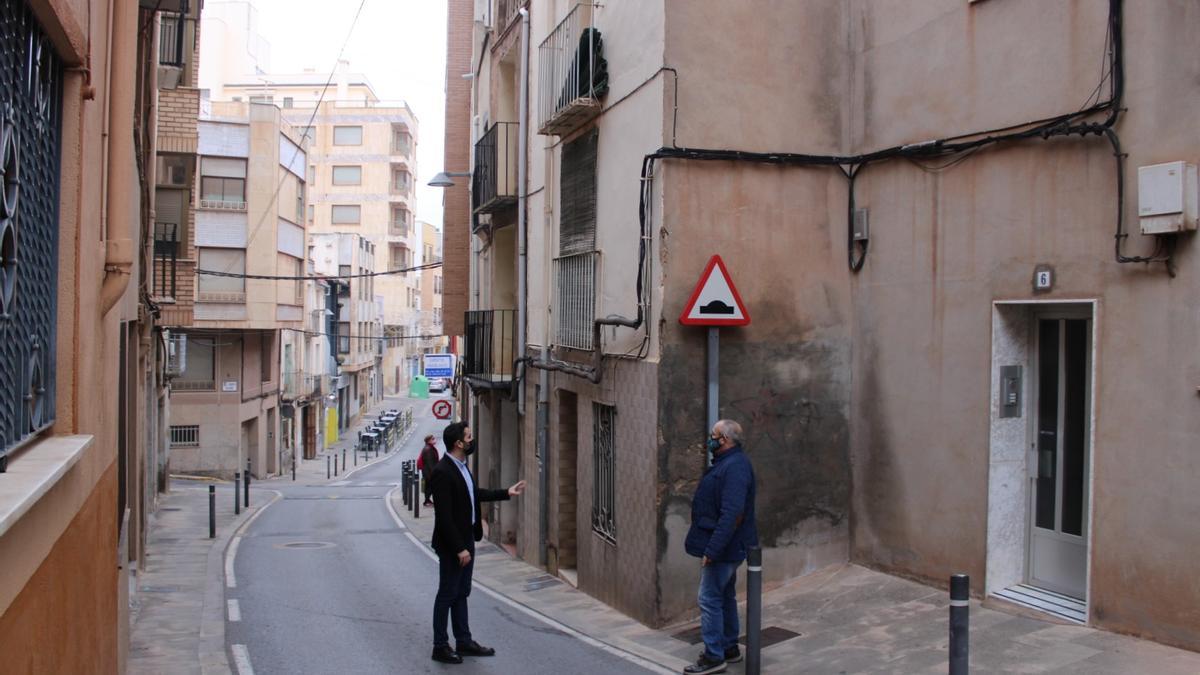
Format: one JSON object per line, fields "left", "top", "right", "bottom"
{"left": 390, "top": 491, "right": 1200, "bottom": 674}
{"left": 128, "top": 395, "right": 421, "bottom": 674}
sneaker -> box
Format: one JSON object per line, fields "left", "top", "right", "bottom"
{"left": 683, "top": 653, "right": 726, "bottom": 675}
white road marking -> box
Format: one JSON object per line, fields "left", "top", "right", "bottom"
{"left": 397, "top": 534, "right": 674, "bottom": 674}
{"left": 227, "top": 599, "right": 241, "bottom": 622}
{"left": 225, "top": 537, "right": 240, "bottom": 588}
{"left": 383, "top": 486, "right": 408, "bottom": 530}
{"left": 230, "top": 644, "right": 254, "bottom": 675}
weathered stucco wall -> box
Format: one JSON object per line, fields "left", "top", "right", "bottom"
{"left": 655, "top": 0, "right": 854, "bottom": 625}
{"left": 842, "top": 0, "right": 1200, "bottom": 650}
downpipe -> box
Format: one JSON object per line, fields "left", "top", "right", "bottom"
{"left": 515, "top": 7, "right": 530, "bottom": 415}
{"left": 100, "top": 0, "right": 138, "bottom": 315}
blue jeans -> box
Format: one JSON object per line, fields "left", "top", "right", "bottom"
{"left": 698, "top": 561, "right": 740, "bottom": 660}
{"left": 433, "top": 543, "right": 474, "bottom": 648}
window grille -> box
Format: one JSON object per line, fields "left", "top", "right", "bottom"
{"left": 554, "top": 252, "right": 597, "bottom": 350}
{"left": 170, "top": 425, "right": 199, "bottom": 447}
{"left": 592, "top": 403, "right": 616, "bottom": 543}
{"left": 0, "top": 1, "right": 64, "bottom": 469}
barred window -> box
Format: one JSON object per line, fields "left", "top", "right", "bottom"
{"left": 169, "top": 425, "right": 200, "bottom": 447}
{"left": 0, "top": 2, "right": 64, "bottom": 465}
{"left": 592, "top": 403, "right": 616, "bottom": 543}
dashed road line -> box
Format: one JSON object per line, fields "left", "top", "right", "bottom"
{"left": 231, "top": 644, "right": 254, "bottom": 675}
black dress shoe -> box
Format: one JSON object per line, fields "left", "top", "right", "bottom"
{"left": 456, "top": 640, "right": 496, "bottom": 657}
{"left": 431, "top": 646, "right": 463, "bottom": 664}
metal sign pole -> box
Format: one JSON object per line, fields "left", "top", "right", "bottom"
{"left": 707, "top": 327, "right": 719, "bottom": 466}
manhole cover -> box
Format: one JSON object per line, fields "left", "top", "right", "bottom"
{"left": 275, "top": 541, "right": 336, "bottom": 550}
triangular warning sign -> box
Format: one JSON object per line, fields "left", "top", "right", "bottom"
{"left": 679, "top": 255, "right": 751, "bottom": 326}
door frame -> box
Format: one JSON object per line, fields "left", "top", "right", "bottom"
{"left": 1025, "top": 306, "right": 1093, "bottom": 599}
{"left": 986, "top": 299, "right": 1099, "bottom": 615}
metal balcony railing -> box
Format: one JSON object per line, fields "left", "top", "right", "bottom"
{"left": 473, "top": 122, "right": 518, "bottom": 214}
{"left": 496, "top": 0, "right": 522, "bottom": 30}
{"left": 153, "top": 223, "right": 178, "bottom": 300}
{"left": 554, "top": 251, "right": 598, "bottom": 350}
{"left": 159, "top": 10, "right": 186, "bottom": 67}
{"left": 538, "top": 4, "right": 608, "bottom": 136}
{"left": 464, "top": 310, "right": 516, "bottom": 388}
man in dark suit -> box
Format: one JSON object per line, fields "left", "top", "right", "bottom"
{"left": 429, "top": 422, "right": 525, "bottom": 664}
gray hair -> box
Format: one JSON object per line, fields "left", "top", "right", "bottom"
{"left": 713, "top": 419, "right": 743, "bottom": 445}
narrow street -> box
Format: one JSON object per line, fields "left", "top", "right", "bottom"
{"left": 224, "top": 409, "right": 654, "bottom": 674}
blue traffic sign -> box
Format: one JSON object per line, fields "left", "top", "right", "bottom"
{"left": 423, "top": 353, "right": 455, "bottom": 379}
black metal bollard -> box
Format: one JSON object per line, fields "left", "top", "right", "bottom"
{"left": 234, "top": 472, "right": 241, "bottom": 515}
{"left": 292, "top": 452, "right": 296, "bottom": 481}
{"left": 244, "top": 458, "right": 251, "bottom": 508}
{"left": 342, "top": 448, "right": 346, "bottom": 473}
{"left": 208, "top": 485, "right": 216, "bottom": 539}
{"left": 413, "top": 476, "right": 420, "bottom": 519}
{"left": 333, "top": 452, "right": 339, "bottom": 477}
{"left": 326, "top": 455, "right": 331, "bottom": 479}
{"left": 949, "top": 574, "right": 970, "bottom": 675}
{"left": 409, "top": 472, "right": 417, "bottom": 514}
{"left": 354, "top": 444, "right": 359, "bottom": 466}
{"left": 746, "top": 546, "right": 763, "bottom": 675}
{"left": 402, "top": 466, "right": 410, "bottom": 508}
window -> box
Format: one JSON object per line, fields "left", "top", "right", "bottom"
{"left": 307, "top": 204, "right": 314, "bottom": 224}
{"left": 200, "top": 157, "right": 247, "bottom": 206}
{"left": 170, "top": 425, "right": 200, "bottom": 447}
{"left": 2, "top": 11, "right": 65, "bottom": 457}
{"left": 156, "top": 154, "right": 190, "bottom": 187}
{"left": 391, "top": 167, "right": 410, "bottom": 193}
{"left": 260, "top": 332, "right": 272, "bottom": 383}
{"left": 390, "top": 205, "right": 409, "bottom": 235}
{"left": 556, "top": 130, "right": 599, "bottom": 350}
{"left": 331, "top": 205, "right": 361, "bottom": 224}
{"left": 332, "top": 165, "right": 362, "bottom": 186}
{"left": 177, "top": 336, "right": 215, "bottom": 390}
{"left": 283, "top": 97, "right": 294, "bottom": 108}
{"left": 391, "top": 125, "right": 411, "bottom": 154}
{"left": 197, "top": 248, "right": 246, "bottom": 298}
{"left": 434, "top": 275, "right": 443, "bottom": 294}
{"left": 249, "top": 95, "right": 273, "bottom": 104}
{"left": 333, "top": 125, "right": 363, "bottom": 145}
{"left": 338, "top": 322, "right": 350, "bottom": 353}
{"left": 592, "top": 403, "right": 616, "bottom": 543}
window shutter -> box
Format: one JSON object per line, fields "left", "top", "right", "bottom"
{"left": 559, "top": 130, "right": 597, "bottom": 255}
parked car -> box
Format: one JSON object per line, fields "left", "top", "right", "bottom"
{"left": 429, "top": 377, "right": 449, "bottom": 393}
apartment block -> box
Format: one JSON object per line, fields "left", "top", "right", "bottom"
{"left": 164, "top": 101, "right": 309, "bottom": 479}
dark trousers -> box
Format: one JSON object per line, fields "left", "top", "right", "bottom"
{"left": 422, "top": 471, "right": 433, "bottom": 502}
{"left": 433, "top": 543, "right": 475, "bottom": 648}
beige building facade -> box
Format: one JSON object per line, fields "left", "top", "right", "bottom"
{"left": 164, "top": 100, "right": 308, "bottom": 479}
{"left": 450, "top": 0, "right": 1200, "bottom": 652}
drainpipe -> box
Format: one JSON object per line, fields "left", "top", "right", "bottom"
{"left": 100, "top": 0, "right": 138, "bottom": 315}
{"left": 516, "top": 7, "right": 530, "bottom": 417}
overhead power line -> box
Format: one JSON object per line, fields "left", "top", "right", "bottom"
{"left": 195, "top": 261, "right": 442, "bottom": 281}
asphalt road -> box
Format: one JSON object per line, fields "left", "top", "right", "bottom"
{"left": 226, "top": 404, "right": 655, "bottom": 674}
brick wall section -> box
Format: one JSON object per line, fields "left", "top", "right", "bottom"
{"left": 441, "top": 0, "right": 473, "bottom": 336}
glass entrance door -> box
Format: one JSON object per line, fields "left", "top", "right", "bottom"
{"left": 1028, "top": 317, "right": 1091, "bottom": 600}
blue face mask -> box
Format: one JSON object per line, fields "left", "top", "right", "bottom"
{"left": 706, "top": 437, "right": 722, "bottom": 453}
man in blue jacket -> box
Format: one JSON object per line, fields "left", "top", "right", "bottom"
{"left": 683, "top": 419, "right": 758, "bottom": 675}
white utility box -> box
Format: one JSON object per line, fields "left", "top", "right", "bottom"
{"left": 1138, "top": 161, "right": 1198, "bottom": 235}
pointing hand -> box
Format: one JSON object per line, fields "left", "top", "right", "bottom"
{"left": 508, "top": 480, "right": 527, "bottom": 497}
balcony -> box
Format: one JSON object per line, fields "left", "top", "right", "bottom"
{"left": 495, "top": 0, "right": 523, "bottom": 31}
{"left": 199, "top": 198, "right": 247, "bottom": 211}
{"left": 538, "top": 4, "right": 608, "bottom": 136}
{"left": 472, "top": 122, "right": 518, "bottom": 214}
{"left": 464, "top": 310, "right": 516, "bottom": 389}
{"left": 152, "top": 223, "right": 179, "bottom": 302}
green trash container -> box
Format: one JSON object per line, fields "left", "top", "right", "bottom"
{"left": 409, "top": 375, "right": 430, "bottom": 399}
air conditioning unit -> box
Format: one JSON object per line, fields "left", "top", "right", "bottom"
{"left": 165, "top": 332, "right": 187, "bottom": 376}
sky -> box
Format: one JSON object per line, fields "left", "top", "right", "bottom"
{"left": 248, "top": 0, "right": 449, "bottom": 231}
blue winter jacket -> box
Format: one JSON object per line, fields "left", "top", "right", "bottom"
{"left": 685, "top": 445, "right": 758, "bottom": 563}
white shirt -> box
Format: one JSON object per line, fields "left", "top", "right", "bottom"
{"left": 449, "top": 453, "right": 475, "bottom": 525}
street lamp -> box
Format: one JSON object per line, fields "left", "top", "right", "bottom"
{"left": 428, "top": 171, "right": 471, "bottom": 188}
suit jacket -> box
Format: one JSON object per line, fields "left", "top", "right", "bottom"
{"left": 429, "top": 454, "right": 510, "bottom": 557}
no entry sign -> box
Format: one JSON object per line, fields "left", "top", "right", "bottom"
{"left": 432, "top": 399, "right": 453, "bottom": 420}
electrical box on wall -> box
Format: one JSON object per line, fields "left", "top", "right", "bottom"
{"left": 1138, "top": 161, "right": 1198, "bottom": 235}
